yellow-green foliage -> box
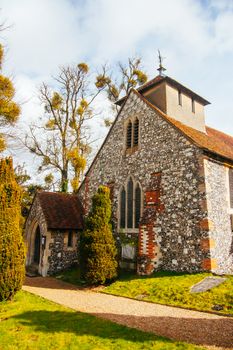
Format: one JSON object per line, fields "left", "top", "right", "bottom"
{"left": 0, "top": 45, "right": 20, "bottom": 152}
{"left": 0, "top": 158, "right": 25, "bottom": 301}
{"left": 80, "top": 186, "right": 118, "bottom": 284}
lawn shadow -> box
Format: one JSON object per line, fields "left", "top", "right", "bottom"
{"left": 11, "top": 310, "right": 170, "bottom": 345}
{"left": 23, "top": 276, "right": 92, "bottom": 291}
{"left": 12, "top": 310, "right": 233, "bottom": 348}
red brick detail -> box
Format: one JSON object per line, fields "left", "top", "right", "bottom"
{"left": 145, "top": 191, "right": 159, "bottom": 205}
{"left": 138, "top": 223, "right": 157, "bottom": 259}
{"left": 202, "top": 258, "right": 217, "bottom": 270}
{"left": 199, "top": 218, "right": 214, "bottom": 231}
{"left": 201, "top": 238, "right": 215, "bottom": 251}
{"left": 200, "top": 218, "right": 209, "bottom": 230}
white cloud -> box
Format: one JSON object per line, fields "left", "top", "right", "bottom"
{"left": 1, "top": 0, "right": 86, "bottom": 75}
{"left": 0, "top": 0, "right": 233, "bottom": 180}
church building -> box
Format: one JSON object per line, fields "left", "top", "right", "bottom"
{"left": 25, "top": 71, "right": 233, "bottom": 277}
{"left": 78, "top": 73, "right": 233, "bottom": 276}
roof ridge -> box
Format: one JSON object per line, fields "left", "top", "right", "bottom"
{"left": 131, "top": 88, "right": 233, "bottom": 163}
{"left": 206, "top": 125, "right": 233, "bottom": 140}
{"left": 38, "top": 191, "right": 78, "bottom": 196}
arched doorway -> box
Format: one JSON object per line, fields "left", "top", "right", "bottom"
{"left": 33, "top": 226, "right": 41, "bottom": 265}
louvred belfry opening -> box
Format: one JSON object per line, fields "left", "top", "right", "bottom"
{"left": 126, "top": 121, "right": 132, "bottom": 148}
{"left": 133, "top": 118, "right": 139, "bottom": 146}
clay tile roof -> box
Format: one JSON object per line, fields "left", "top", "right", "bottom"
{"left": 135, "top": 89, "right": 233, "bottom": 164}
{"left": 37, "top": 191, "right": 84, "bottom": 230}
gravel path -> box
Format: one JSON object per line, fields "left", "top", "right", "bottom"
{"left": 23, "top": 277, "right": 233, "bottom": 349}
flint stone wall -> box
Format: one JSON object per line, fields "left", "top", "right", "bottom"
{"left": 204, "top": 158, "right": 233, "bottom": 274}
{"left": 47, "top": 231, "right": 79, "bottom": 275}
{"left": 79, "top": 91, "right": 209, "bottom": 273}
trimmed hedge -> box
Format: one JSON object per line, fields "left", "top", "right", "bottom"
{"left": 80, "top": 186, "right": 118, "bottom": 284}
{"left": 0, "top": 158, "right": 25, "bottom": 301}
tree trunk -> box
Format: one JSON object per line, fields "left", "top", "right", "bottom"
{"left": 61, "top": 169, "right": 68, "bottom": 192}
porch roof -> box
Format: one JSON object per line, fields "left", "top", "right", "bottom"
{"left": 37, "top": 191, "right": 84, "bottom": 230}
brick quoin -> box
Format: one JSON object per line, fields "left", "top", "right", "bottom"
{"left": 202, "top": 258, "right": 217, "bottom": 270}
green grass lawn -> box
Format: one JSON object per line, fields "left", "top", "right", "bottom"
{"left": 55, "top": 265, "right": 86, "bottom": 286}
{"left": 103, "top": 271, "right": 233, "bottom": 315}
{"left": 55, "top": 267, "right": 233, "bottom": 315}
{"left": 0, "top": 290, "right": 206, "bottom": 350}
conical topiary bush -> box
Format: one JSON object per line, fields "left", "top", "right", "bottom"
{"left": 0, "top": 157, "right": 25, "bottom": 301}
{"left": 80, "top": 186, "right": 118, "bottom": 284}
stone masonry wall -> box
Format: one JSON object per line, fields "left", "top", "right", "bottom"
{"left": 25, "top": 197, "right": 48, "bottom": 273}
{"left": 204, "top": 158, "right": 233, "bottom": 274}
{"left": 79, "top": 90, "right": 210, "bottom": 273}
{"left": 47, "top": 231, "right": 79, "bottom": 275}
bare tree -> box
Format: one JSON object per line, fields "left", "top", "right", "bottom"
{"left": 24, "top": 57, "right": 148, "bottom": 191}
{"left": 95, "top": 57, "right": 148, "bottom": 125}
{"left": 25, "top": 63, "right": 104, "bottom": 192}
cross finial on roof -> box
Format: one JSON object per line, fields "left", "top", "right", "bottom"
{"left": 157, "top": 50, "right": 166, "bottom": 76}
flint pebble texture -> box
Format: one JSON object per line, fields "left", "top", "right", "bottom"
{"left": 79, "top": 91, "right": 211, "bottom": 274}
{"left": 204, "top": 159, "right": 233, "bottom": 274}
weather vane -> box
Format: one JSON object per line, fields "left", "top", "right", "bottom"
{"left": 157, "top": 50, "right": 166, "bottom": 76}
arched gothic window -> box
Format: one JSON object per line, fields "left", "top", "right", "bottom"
{"left": 127, "top": 177, "right": 133, "bottom": 228}
{"left": 126, "top": 121, "right": 132, "bottom": 149}
{"left": 133, "top": 118, "right": 139, "bottom": 146}
{"left": 135, "top": 184, "right": 141, "bottom": 228}
{"left": 119, "top": 178, "right": 142, "bottom": 230}
{"left": 120, "top": 187, "right": 126, "bottom": 228}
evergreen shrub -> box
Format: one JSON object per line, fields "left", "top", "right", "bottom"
{"left": 0, "top": 158, "right": 25, "bottom": 301}
{"left": 80, "top": 186, "right": 118, "bottom": 284}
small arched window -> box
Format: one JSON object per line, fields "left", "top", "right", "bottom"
{"left": 127, "top": 177, "right": 133, "bottom": 228}
{"left": 135, "top": 184, "right": 141, "bottom": 228}
{"left": 133, "top": 118, "right": 139, "bottom": 146}
{"left": 126, "top": 121, "right": 132, "bottom": 149}
{"left": 120, "top": 187, "right": 126, "bottom": 228}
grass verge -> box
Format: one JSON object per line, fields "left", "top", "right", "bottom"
{"left": 103, "top": 270, "right": 233, "bottom": 315}
{"left": 0, "top": 290, "right": 205, "bottom": 350}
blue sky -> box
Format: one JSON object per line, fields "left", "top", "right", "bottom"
{"left": 1, "top": 0, "right": 233, "bottom": 178}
